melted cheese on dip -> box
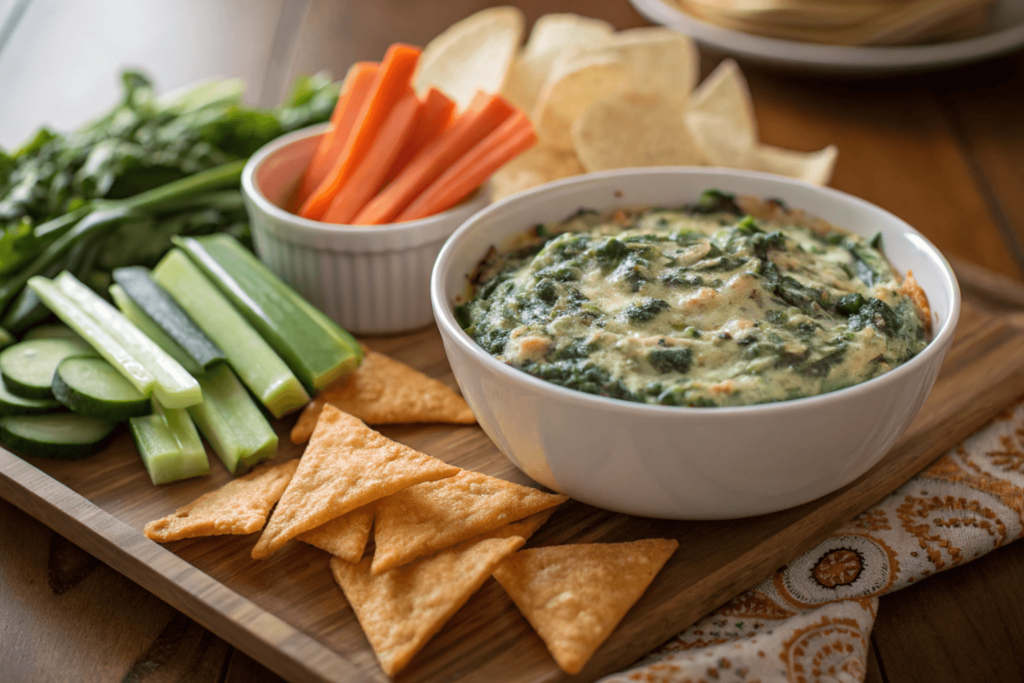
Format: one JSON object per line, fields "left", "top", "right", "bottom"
{"left": 457, "top": 195, "right": 929, "bottom": 407}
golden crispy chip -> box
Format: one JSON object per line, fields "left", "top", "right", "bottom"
{"left": 502, "top": 14, "right": 615, "bottom": 113}
{"left": 144, "top": 459, "right": 299, "bottom": 543}
{"left": 603, "top": 28, "right": 699, "bottom": 103}
{"left": 746, "top": 142, "right": 839, "bottom": 186}
{"left": 414, "top": 6, "right": 524, "bottom": 110}
{"left": 372, "top": 470, "right": 569, "bottom": 575}
{"left": 491, "top": 144, "right": 585, "bottom": 200}
{"left": 487, "top": 507, "right": 557, "bottom": 543}
{"left": 253, "top": 406, "right": 459, "bottom": 559}
{"left": 532, "top": 47, "right": 627, "bottom": 151}
{"left": 573, "top": 91, "right": 706, "bottom": 173}
{"left": 291, "top": 350, "right": 475, "bottom": 444}
{"left": 296, "top": 501, "right": 376, "bottom": 563}
{"left": 493, "top": 538, "right": 678, "bottom": 674}
{"left": 685, "top": 58, "right": 757, "bottom": 153}
{"left": 331, "top": 534, "right": 524, "bottom": 676}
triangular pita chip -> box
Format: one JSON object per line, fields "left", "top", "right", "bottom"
{"left": 291, "top": 350, "right": 476, "bottom": 444}
{"left": 331, "top": 534, "right": 524, "bottom": 676}
{"left": 493, "top": 538, "right": 678, "bottom": 674}
{"left": 372, "top": 470, "right": 569, "bottom": 575}
{"left": 491, "top": 508, "right": 557, "bottom": 543}
{"left": 144, "top": 459, "right": 299, "bottom": 543}
{"left": 296, "top": 502, "right": 376, "bottom": 563}
{"left": 253, "top": 406, "right": 459, "bottom": 559}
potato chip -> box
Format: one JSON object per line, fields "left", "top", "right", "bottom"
{"left": 573, "top": 91, "right": 706, "bottom": 173}
{"left": 372, "top": 470, "right": 568, "bottom": 575}
{"left": 502, "top": 14, "right": 615, "bottom": 113}
{"left": 532, "top": 48, "right": 627, "bottom": 151}
{"left": 491, "top": 143, "right": 585, "bottom": 200}
{"left": 144, "top": 459, "right": 299, "bottom": 543}
{"left": 523, "top": 14, "right": 616, "bottom": 59}
{"left": 290, "top": 350, "right": 475, "bottom": 444}
{"left": 252, "top": 406, "right": 459, "bottom": 559}
{"left": 331, "top": 534, "right": 524, "bottom": 676}
{"left": 603, "top": 28, "right": 699, "bottom": 103}
{"left": 493, "top": 538, "right": 678, "bottom": 674}
{"left": 747, "top": 142, "right": 839, "bottom": 186}
{"left": 296, "top": 501, "right": 376, "bottom": 563}
{"left": 685, "top": 58, "right": 757, "bottom": 148}
{"left": 414, "top": 6, "right": 524, "bottom": 110}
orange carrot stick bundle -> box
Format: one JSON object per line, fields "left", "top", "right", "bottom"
{"left": 353, "top": 93, "right": 515, "bottom": 225}
{"left": 384, "top": 88, "right": 455, "bottom": 184}
{"left": 290, "top": 62, "right": 378, "bottom": 210}
{"left": 398, "top": 112, "right": 536, "bottom": 221}
{"left": 299, "top": 44, "right": 422, "bottom": 220}
{"left": 321, "top": 88, "right": 422, "bottom": 224}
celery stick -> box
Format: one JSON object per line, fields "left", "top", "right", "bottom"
{"left": 110, "top": 284, "right": 202, "bottom": 375}
{"left": 113, "top": 283, "right": 277, "bottom": 474}
{"left": 174, "top": 235, "right": 362, "bottom": 392}
{"left": 152, "top": 249, "right": 309, "bottom": 418}
{"left": 28, "top": 276, "right": 155, "bottom": 396}
{"left": 54, "top": 272, "right": 201, "bottom": 409}
{"left": 190, "top": 363, "right": 278, "bottom": 474}
{"left": 129, "top": 399, "right": 209, "bottom": 485}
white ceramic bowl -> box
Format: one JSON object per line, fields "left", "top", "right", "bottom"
{"left": 432, "top": 168, "right": 960, "bottom": 519}
{"left": 242, "top": 124, "right": 491, "bottom": 335}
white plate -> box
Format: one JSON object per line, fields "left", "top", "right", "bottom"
{"left": 630, "top": 0, "right": 1024, "bottom": 74}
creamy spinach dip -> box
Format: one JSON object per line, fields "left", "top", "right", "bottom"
{"left": 456, "top": 191, "right": 930, "bottom": 408}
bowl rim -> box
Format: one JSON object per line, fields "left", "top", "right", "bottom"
{"left": 241, "top": 123, "right": 489, "bottom": 240}
{"left": 431, "top": 166, "right": 961, "bottom": 418}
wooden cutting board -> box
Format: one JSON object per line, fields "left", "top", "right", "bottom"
{"left": 1, "top": 259, "right": 1023, "bottom": 683}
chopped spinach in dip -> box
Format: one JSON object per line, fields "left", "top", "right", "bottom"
{"left": 456, "top": 190, "right": 930, "bottom": 408}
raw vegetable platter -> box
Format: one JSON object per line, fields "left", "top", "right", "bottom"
{"left": 1, "top": 263, "right": 1024, "bottom": 682}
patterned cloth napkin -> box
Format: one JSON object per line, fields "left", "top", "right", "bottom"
{"left": 603, "top": 396, "right": 1024, "bottom": 683}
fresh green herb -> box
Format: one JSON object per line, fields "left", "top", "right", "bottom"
{"left": 0, "top": 70, "right": 339, "bottom": 329}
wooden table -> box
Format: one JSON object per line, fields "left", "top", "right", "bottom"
{"left": 1, "top": 2, "right": 1023, "bottom": 681}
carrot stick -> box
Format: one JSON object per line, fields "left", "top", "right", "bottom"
{"left": 397, "top": 112, "right": 536, "bottom": 221}
{"left": 383, "top": 88, "right": 455, "bottom": 184}
{"left": 352, "top": 93, "right": 515, "bottom": 225}
{"left": 289, "top": 62, "right": 378, "bottom": 211}
{"left": 299, "top": 44, "right": 421, "bottom": 220}
{"left": 320, "top": 89, "right": 422, "bottom": 224}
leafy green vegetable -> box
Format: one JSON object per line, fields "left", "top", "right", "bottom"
{"left": 0, "top": 70, "right": 339, "bottom": 324}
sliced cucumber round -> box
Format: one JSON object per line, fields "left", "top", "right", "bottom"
{"left": 0, "top": 376, "right": 63, "bottom": 415}
{"left": 0, "top": 338, "right": 97, "bottom": 399}
{"left": 0, "top": 414, "right": 117, "bottom": 459}
{"left": 52, "top": 357, "right": 152, "bottom": 421}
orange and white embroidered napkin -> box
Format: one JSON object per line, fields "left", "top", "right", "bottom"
{"left": 603, "top": 396, "right": 1024, "bottom": 683}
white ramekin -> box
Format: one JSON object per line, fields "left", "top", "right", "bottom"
{"left": 432, "top": 168, "right": 960, "bottom": 519}
{"left": 242, "top": 124, "right": 491, "bottom": 335}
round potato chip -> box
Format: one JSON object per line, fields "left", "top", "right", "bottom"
{"left": 604, "top": 28, "right": 700, "bottom": 103}
{"left": 686, "top": 58, "right": 757, "bottom": 147}
{"left": 502, "top": 14, "right": 615, "bottom": 114}
{"left": 747, "top": 143, "right": 839, "bottom": 186}
{"left": 532, "top": 48, "right": 628, "bottom": 151}
{"left": 491, "top": 144, "right": 585, "bottom": 200}
{"left": 683, "top": 111, "right": 838, "bottom": 186}
{"left": 414, "top": 6, "right": 524, "bottom": 110}
{"left": 572, "top": 91, "right": 706, "bottom": 172}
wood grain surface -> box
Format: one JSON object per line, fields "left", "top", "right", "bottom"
{"left": 1, "top": 272, "right": 1023, "bottom": 683}
{"left": 2, "top": 1, "right": 1024, "bottom": 682}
